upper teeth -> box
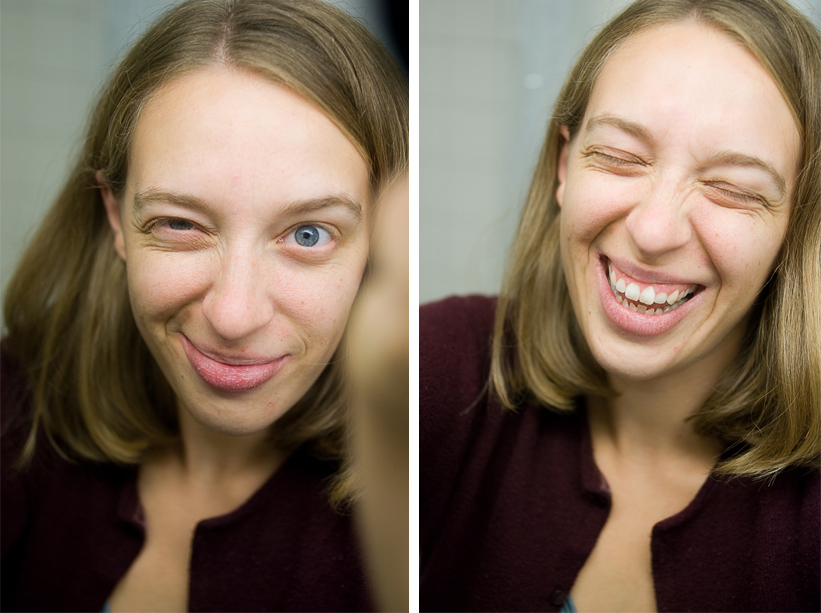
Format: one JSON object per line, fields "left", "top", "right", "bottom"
{"left": 608, "top": 263, "right": 696, "bottom": 315}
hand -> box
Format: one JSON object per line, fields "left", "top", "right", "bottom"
{"left": 346, "top": 173, "right": 409, "bottom": 612}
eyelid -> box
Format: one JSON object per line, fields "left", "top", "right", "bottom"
{"left": 589, "top": 148, "right": 646, "bottom": 166}
{"left": 146, "top": 216, "right": 200, "bottom": 233}
{"left": 703, "top": 182, "right": 768, "bottom": 206}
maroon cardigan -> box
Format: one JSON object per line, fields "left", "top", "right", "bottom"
{"left": 420, "top": 295, "right": 819, "bottom": 612}
{"left": 1, "top": 347, "right": 373, "bottom": 612}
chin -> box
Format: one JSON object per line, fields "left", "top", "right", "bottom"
{"left": 177, "top": 391, "right": 292, "bottom": 437}
{"left": 588, "top": 342, "right": 682, "bottom": 382}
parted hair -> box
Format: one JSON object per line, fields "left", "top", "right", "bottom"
{"left": 490, "top": 0, "right": 821, "bottom": 476}
{"left": 3, "top": 0, "right": 408, "bottom": 501}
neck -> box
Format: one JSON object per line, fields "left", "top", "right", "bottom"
{"left": 588, "top": 366, "right": 734, "bottom": 474}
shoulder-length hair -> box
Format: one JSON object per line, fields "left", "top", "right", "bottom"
{"left": 3, "top": 0, "right": 408, "bottom": 500}
{"left": 490, "top": 0, "right": 820, "bottom": 477}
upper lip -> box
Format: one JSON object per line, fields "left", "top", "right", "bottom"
{"left": 603, "top": 254, "right": 703, "bottom": 287}
{"left": 182, "top": 336, "right": 284, "bottom": 366}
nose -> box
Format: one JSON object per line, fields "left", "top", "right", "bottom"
{"left": 201, "top": 247, "right": 274, "bottom": 342}
{"left": 624, "top": 177, "right": 693, "bottom": 260}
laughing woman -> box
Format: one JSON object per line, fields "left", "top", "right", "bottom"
{"left": 420, "top": 0, "right": 820, "bottom": 611}
{"left": 1, "top": 0, "right": 407, "bottom": 611}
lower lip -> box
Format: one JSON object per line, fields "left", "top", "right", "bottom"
{"left": 597, "top": 258, "right": 699, "bottom": 336}
{"left": 180, "top": 336, "right": 287, "bottom": 393}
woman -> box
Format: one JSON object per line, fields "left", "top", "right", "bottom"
{"left": 420, "top": 0, "right": 820, "bottom": 611}
{"left": 1, "top": 0, "right": 407, "bottom": 611}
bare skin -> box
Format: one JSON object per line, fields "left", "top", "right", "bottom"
{"left": 108, "top": 411, "right": 286, "bottom": 612}
{"left": 571, "top": 389, "right": 723, "bottom": 613}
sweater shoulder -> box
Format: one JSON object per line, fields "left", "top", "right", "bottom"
{"left": 420, "top": 294, "right": 497, "bottom": 340}
{"left": 420, "top": 294, "right": 497, "bottom": 391}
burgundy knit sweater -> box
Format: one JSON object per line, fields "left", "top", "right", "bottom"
{"left": 420, "top": 295, "right": 819, "bottom": 612}
{"left": 1, "top": 346, "right": 373, "bottom": 612}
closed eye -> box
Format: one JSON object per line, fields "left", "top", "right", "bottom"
{"left": 703, "top": 182, "right": 767, "bottom": 207}
{"left": 586, "top": 148, "right": 647, "bottom": 176}
{"left": 592, "top": 151, "right": 638, "bottom": 166}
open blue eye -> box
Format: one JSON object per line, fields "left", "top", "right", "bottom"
{"left": 292, "top": 225, "right": 330, "bottom": 247}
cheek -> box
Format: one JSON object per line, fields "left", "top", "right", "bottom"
{"left": 696, "top": 208, "right": 788, "bottom": 300}
{"left": 126, "top": 251, "right": 210, "bottom": 322}
{"left": 561, "top": 173, "right": 636, "bottom": 248}
{"left": 275, "top": 253, "right": 368, "bottom": 345}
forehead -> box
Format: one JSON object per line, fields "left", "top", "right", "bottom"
{"left": 128, "top": 66, "right": 370, "bottom": 212}
{"left": 583, "top": 20, "right": 800, "bottom": 174}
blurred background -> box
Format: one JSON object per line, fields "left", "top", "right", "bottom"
{"left": 0, "top": 0, "right": 406, "bottom": 326}
{"left": 419, "top": 0, "right": 821, "bottom": 304}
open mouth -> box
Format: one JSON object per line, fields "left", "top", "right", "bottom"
{"left": 606, "top": 259, "right": 700, "bottom": 315}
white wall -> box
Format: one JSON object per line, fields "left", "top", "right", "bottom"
{"left": 419, "top": 0, "right": 821, "bottom": 304}
{"left": 1, "top": 0, "right": 177, "bottom": 312}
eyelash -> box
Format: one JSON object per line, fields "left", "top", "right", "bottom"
{"left": 148, "top": 218, "right": 336, "bottom": 249}
{"left": 592, "top": 151, "right": 638, "bottom": 166}
{"left": 154, "top": 217, "right": 196, "bottom": 231}
{"left": 587, "top": 151, "right": 769, "bottom": 207}
{"left": 704, "top": 183, "right": 766, "bottom": 206}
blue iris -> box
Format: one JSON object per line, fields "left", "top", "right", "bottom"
{"left": 295, "top": 225, "right": 320, "bottom": 247}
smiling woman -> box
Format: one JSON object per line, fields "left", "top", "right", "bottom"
{"left": 100, "top": 68, "right": 372, "bottom": 439}
{"left": 420, "top": 0, "right": 819, "bottom": 611}
{"left": 1, "top": 0, "right": 407, "bottom": 611}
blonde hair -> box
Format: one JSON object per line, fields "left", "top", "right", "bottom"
{"left": 3, "top": 0, "right": 408, "bottom": 501}
{"left": 490, "top": 0, "right": 821, "bottom": 477}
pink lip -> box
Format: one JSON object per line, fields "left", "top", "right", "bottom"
{"left": 606, "top": 255, "right": 697, "bottom": 286}
{"left": 180, "top": 336, "right": 288, "bottom": 393}
{"left": 597, "top": 257, "right": 701, "bottom": 336}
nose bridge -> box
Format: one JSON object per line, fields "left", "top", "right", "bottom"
{"left": 625, "top": 170, "right": 692, "bottom": 258}
{"left": 203, "top": 242, "right": 274, "bottom": 341}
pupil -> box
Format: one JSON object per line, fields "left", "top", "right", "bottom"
{"left": 295, "top": 226, "right": 320, "bottom": 247}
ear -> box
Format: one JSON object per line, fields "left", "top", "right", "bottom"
{"left": 556, "top": 125, "right": 571, "bottom": 208}
{"left": 97, "top": 170, "right": 127, "bottom": 261}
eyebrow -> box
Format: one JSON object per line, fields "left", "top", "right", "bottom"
{"left": 584, "top": 114, "right": 788, "bottom": 200}
{"left": 705, "top": 150, "right": 787, "bottom": 200}
{"left": 584, "top": 114, "right": 656, "bottom": 147}
{"left": 133, "top": 188, "right": 364, "bottom": 221}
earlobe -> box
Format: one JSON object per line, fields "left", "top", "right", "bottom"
{"left": 556, "top": 125, "right": 571, "bottom": 207}
{"left": 97, "top": 171, "right": 127, "bottom": 261}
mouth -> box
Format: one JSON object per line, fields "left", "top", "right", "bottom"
{"left": 597, "top": 257, "right": 704, "bottom": 336}
{"left": 606, "top": 259, "right": 699, "bottom": 315}
{"left": 180, "top": 335, "right": 289, "bottom": 393}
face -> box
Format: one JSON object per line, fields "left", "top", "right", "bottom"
{"left": 103, "top": 67, "right": 370, "bottom": 436}
{"left": 556, "top": 21, "right": 800, "bottom": 383}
